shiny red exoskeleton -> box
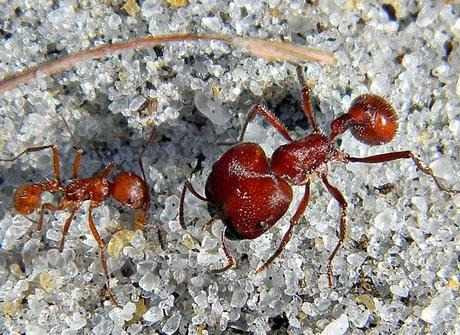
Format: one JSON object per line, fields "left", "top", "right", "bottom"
{"left": 0, "top": 126, "right": 155, "bottom": 304}
{"left": 180, "top": 67, "right": 459, "bottom": 285}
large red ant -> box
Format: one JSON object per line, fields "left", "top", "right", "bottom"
{"left": 179, "top": 66, "right": 459, "bottom": 286}
{"left": 0, "top": 116, "right": 155, "bottom": 304}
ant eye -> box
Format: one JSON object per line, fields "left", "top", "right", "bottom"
{"left": 348, "top": 95, "right": 398, "bottom": 146}
{"left": 256, "top": 221, "right": 269, "bottom": 232}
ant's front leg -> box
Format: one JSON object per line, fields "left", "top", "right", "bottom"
{"left": 179, "top": 180, "right": 209, "bottom": 229}
{"left": 22, "top": 202, "right": 61, "bottom": 231}
{"left": 212, "top": 226, "right": 236, "bottom": 273}
{"left": 133, "top": 208, "right": 148, "bottom": 231}
{"left": 346, "top": 151, "right": 459, "bottom": 194}
{"left": 37, "top": 203, "right": 62, "bottom": 231}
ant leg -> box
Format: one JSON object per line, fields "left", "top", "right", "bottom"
{"left": 347, "top": 151, "right": 459, "bottom": 194}
{"left": 212, "top": 226, "right": 236, "bottom": 273}
{"left": 72, "top": 148, "right": 84, "bottom": 179}
{"left": 179, "top": 180, "right": 209, "bottom": 229}
{"left": 87, "top": 204, "right": 118, "bottom": 305}
{"left": 98, "top": 162, "right": 123, "bottom": 178}
{"left": 202, "top": 218, "right": 217, "bottom": 231}
{"left": 119, "top": 127, "right": 157, "bottom": 233}
{"left": 0, "top": 145, "right": 62, "bottom": 184}
{"left": 58, "top": 204, "right": 81, "bottom": 252}
{"left": 37, "top": 203, "right": 61, "bottom": 231}
{"left": 296, "top": 66, "right": 319, "bottom": 131}
{"left": 255, "top": 181, "right": 311, "bottom": 274}
{"left": 133, "top": 208, "right": 148, "bottom": 231}
{"left": 23, "top": 203, "right": 61, "bottom": 230}
{"left": 320, "top": 174, "right": 348, "bottom": 288}
{"left": 239, "top": 104, "right": 293, "bottom": 142}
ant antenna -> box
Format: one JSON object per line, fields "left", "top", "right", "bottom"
{"left": 216, "top": 141, "right": 239, "bottom": 146}
{"left": 138, "top": 123, "right": 156, "bottom": 183}
{"left": 57, "top": 112, "right": 84, "bottom": 179}
{"left": 295, "top": 65, "right": 307, "bottom": 88}
{"left": 58, "top": 113, "right": 83, "bottom": 152}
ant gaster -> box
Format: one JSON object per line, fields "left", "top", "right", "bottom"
{"left": 179, "top": 66, "right": 459, "bottom": 286}
{"left": 0, "top": 117, "right": 155, "bottom": 304}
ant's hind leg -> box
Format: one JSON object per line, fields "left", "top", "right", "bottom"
{"left": 212, "top": 226, "right": 236, "bottom": 273}
{"left": 87, "top": 204, "right": 118, "bottom": 305}
{"left": 320, "top": 175, "right": 348, "bottom": 287}
{"left": 346, "top": 151, "right": 459, "bottom": 194}
{"left": 0, "top": 145, "right": 62, "bottom": 184}
{"left": 179, "top": 180, "right": 209, "bottom": 229}
{"left": 255, "top": 182, "right": 311, "bottom": 274}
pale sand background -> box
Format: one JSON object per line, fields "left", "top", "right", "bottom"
{"left": 0, "top": 1, "right": 459, "bottom": 334}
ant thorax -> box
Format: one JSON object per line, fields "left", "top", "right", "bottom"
{"left": 64, "top": 176, "right": 111, "bottom": 203}
{"left": 270, "top": 132, "right": 337, "bottom": 185}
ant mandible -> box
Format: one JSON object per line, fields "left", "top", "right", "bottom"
{"left": 0, "top": 117, "right": 155, "bottom": 304}
{"left": 179, "top": 66, "right": 459, "bottom": 286}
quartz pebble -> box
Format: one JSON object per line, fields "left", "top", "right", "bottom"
{"left": 39, "top": 272, "right": 56, "bottom": 292}
{"left": 420, "top": 291, "right": 453, "bottom": 324}
{"left": 162, "top": 312, "right": 182, "bottom": 335}
{"left": 107, "top": 229, "right": 135, "bottom": 258}
{"left": 194, "top": 91, "right": 231, "bottom": 126}
{"left": 139, "top": 273, "right": 159, "bottom": 292}
{"left": 321, "top": 313, "right": 349, "bottom": 335}
{"left": 429, "top": 158, "right": 456, "bottom": 185}
{"left": 143, "top": 306, "right": 163, "bottom": 323}
{"left": 230, "top": 288, "right": 248, "bottom": 308}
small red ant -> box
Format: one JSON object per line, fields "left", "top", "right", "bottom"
{"left": 179, "top": 66, "right": 459, "bottom": 286}
{"left": 0, "top": 116, "right": 155, "bottom": 304}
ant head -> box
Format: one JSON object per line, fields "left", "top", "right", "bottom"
{"left": 14, "top": 184, "right": 43, "bottom": 214}
{"left": 110, "top": 172, "right": 150, "bottom": 209}
{"left": 347, "top": 94, "right": 398, "bottom": 146}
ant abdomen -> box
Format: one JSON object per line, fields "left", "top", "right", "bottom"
{"left": 205, "top": 143, "right": 293, "bottom": 240}
{"left": 347, "top": 94, "right": 398, "bottom": 146}
{"left": 14, "top": 184, "right": 43, "bottom": 215}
